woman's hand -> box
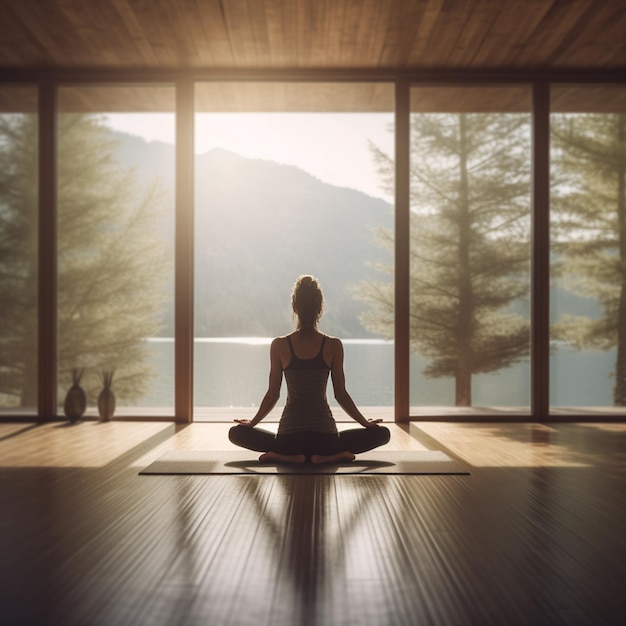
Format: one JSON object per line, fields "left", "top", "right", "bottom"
{"left": 234, "top": 418, "right": 254, "bottom": 427}
{"left": 364, "top": 418, "right": 383, "bottom": 428}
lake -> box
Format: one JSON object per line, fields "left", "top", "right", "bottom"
{"left": 140, "top": 338, "right": 620, "bottom": 410}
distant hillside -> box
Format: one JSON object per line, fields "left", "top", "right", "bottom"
{"left": 111, "top": 131, "right": 394, "bottom": 337}
{"left": 110, "top": 130, "right": 604, "bottom": 340}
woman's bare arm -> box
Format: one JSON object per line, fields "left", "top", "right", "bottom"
{"left": 235, "top": 338, "right": 283, "bottom": 427}
{"left": 329, "top": 337, "right": 382, "bottom": 428}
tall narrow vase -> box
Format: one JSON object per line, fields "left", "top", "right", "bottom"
{"left": 64, "top": 368, "right": 87, "bottom": 424}
{"left": 98, "top": 370, "right": 116, "bottom": 421}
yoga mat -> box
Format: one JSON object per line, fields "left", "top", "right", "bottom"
{"left": 139, "top": 449, "right": 469, "bottom": 475}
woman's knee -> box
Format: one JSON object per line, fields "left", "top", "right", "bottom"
{"left": 228, "top": 424, "right": 245, "bottom": 445}
{"left": 377, "top": 426, "right": 391, "bottom": 445}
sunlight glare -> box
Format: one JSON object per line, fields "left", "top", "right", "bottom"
{"left": 104, "top": 112, "right": 393, "bottom": 201}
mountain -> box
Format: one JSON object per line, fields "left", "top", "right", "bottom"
{"left": 111, "top": 132, "right": 394, "bottom": 337}
{"left": 111, "top": 130, "right": 606, "bottom": 341}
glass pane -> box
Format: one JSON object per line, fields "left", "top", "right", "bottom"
{"left": 550, "top": 85, "right": 626, "bottom": 414}
{"left": 193, "top": 82, "right": 394, "bottom": 420}
{"left": 57, "top": 86, "right": 175, "bottom": 418}
{"left": 408, "top": 86, "right": 532, "bottom": 415}
{"left": 0, "top": 86, "right": 38, "bottom": 415}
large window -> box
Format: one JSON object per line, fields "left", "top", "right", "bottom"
{"left": 56, "top": 85, "right": 176, "bottom": 417}
{"left": 193, "top": 82, "right": 394, "bottom": 419}
{"left": 550, "top": 85, "right": 626, "bottom": 414}
{"left": 0, "top": 86, "right": 38, "bottom": 415}
{"left": 408, "top": 86, "right": 532, "bottom": 414}
{"left": 3, "top": 77, "right": 626, "bottom": 422}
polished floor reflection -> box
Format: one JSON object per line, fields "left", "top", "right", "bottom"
{"left": 0, "top": 421, "right": 624, "bottom": 625}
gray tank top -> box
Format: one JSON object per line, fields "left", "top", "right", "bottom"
{"left": 277, "top": 335, "right": 337, "bottom": 435}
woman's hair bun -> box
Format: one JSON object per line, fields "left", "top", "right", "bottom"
{"left": 299, "top": 275, "right": 317, "bottom": 288}
{"left": 292, "top": 275, "right": 324, "bottom": 329}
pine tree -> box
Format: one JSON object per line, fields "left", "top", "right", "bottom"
{"left": 358, "top": 113, "right": 531, "bottom": 406}
{"left": 0, "top": 113, "right": 39, "bottom": 407}
{"left": 0, "top": 113, "right": 168, "bottom": 409}
{"left": 551, "top": 113, "right": 626, "bottom": 405}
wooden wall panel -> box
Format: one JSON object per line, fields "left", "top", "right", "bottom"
{"left": 3, "top": 82, "right": 626, "bottom": 115}
{"left": 193, "top": 80, "right": 395, "bottom": 112}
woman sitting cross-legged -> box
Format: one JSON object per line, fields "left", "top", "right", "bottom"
{"left": 229, "top": 274, "right": 390, "bottom": 465}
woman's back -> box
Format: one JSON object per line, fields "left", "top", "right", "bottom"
{"left": 277, "top": 332, "right": 336, "bottom": 435}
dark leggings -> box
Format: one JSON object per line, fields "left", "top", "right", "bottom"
{"left": 229, "top": 424, "right": 390, "bottom": 456}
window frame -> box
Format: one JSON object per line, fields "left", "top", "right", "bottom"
{"left": 0, "top": 69, "right": 624, "bottom": 422}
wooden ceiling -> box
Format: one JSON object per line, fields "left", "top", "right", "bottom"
{"left": 0, "top": 1, "right": 625, "bottom": 113}
{"left": 1, "top": 0, "right": 625, "bottom": 72}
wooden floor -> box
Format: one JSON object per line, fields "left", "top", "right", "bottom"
{"left": 0, "top": 421, "right": 624, "bottom": 626}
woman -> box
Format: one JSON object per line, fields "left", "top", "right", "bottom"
{"left": 229, "top": 275, "right": 390, "bottom": 464}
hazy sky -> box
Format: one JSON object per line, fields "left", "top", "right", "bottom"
{"left": 105, "top": 112, "right": 394, "bottom": 201}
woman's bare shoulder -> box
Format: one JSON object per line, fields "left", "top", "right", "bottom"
{"left": 271, "top": 335, "right": 290, "bottom": 349}
{"left": 324, "top": 334, "right": 343, "bottom": 345}
{"left": 270, "top": 336, "right": 292, "bottom": 368}
{"left": 324, "top": 335, "right": 344, "bottom": 356}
